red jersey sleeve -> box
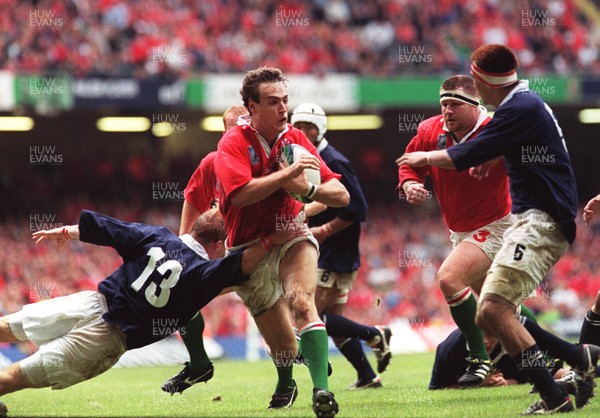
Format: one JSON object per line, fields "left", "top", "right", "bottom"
{"left": 397, "top": 118, "right": 437, "bottom": 190}
{"left": 184, "top": 152, "right": 218, "bottom": 213}
{"left": 215, "top": 129, "right": 254, "bottom": 200}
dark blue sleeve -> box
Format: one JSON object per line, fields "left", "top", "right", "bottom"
{"left": 79, "top": 210, "right": 166, "bottom": 260}
{"left": 447, "top": 102, "right": 538, "bottom": 171}
{"left": 191, "top": 249, "right": 249, "bottom": 287}
{"left": 325, "top": 155, "right": 367, "bottom": 223}
{"left": 429, "top": 329, "right": 468, "bottom": 389}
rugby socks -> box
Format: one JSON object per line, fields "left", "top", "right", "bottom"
{"left": 336, "top": 338, "right": 377, "bottom": 382}
{"left": 579, "top": 309, "right": 600, "bottom": 346}
{"left": 446, "top": 288, "right": 489, "bottom": 360}
{"left": 522, "top": 318, "right": 579, "bottom": 366}
{"left": 323, "top": 313, "right": 378, "bottom": 341}
{"left": 517, "top": 304, "right": 537, "bottom": 322}
{"left": 514, "top": 344, "right": 567, "bottom": 407}
{"left": 181, "top": 312, "right": 212, "bottom": 372}
{"left": 299, "top": 321, "right": 329, "bottom": 390}
{"left": 274, "top": 363, "right": 294, "bottom": 393}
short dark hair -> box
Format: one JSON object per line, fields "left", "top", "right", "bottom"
{"left": 440, "top": 75, "right": 479, "bottom": 98}
{"left": 240, "top": 67, "right": 287, "bottom": 111}
{"left": 190, "top": 208, "right": 227, "bottom": 245}
{"left": 471, "top": 44, "right": 519, "bottom": 74}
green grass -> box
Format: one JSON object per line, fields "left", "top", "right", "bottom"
{"left": 3, "top": 352, "right": 599, "bottom": 417}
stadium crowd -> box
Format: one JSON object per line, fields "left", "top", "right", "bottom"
{"left": 0, "top": 0, "right": 597, "bottom": 78}
{"left": 1, "top": 196, "right": 598, "bottom": 340}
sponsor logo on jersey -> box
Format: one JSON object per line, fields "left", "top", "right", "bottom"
{"left": 248, "top": 146, "right": 259, "bottom": 166}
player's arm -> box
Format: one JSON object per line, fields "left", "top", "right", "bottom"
{"left": 32, "top": 223, "right": 80, "bottom": 244}
{"left": 285, "top": 176, "right": 349, "bottom": 208}
{"left": 304, "top": 201, "right": 327, "bottom": 217}
{"left": 180, "top": 200, "right": 202, "bottom": 235}
{"left": 310, "top": 217, "right": 354, "bottom": 244}
{"left": 583, "top": 193, "right": 600, "bottom": 225}
{"left": 398, "top": 129, "right": 434, "bottom": 203}
{"left": 396, "top": 149, "right": 455, "bottom": 169}
{"left": 239, "top": 226, "right": 309, "bottom": 274}
{"left": 222, "top": 152, "right": 321, "bottom": 208}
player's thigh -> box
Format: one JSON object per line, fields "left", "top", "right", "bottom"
{"left": 315, "top": 286, "right": 340, "bottom": 314}
{"left": 315, "top": 269, "right": 356, "bottom": 314}
{"left": 254, "top": 299, "right": 296, "bottom": 353}
{"left": 438, "top": 241, "right": 492, "bottom": 289}
{"left": 279, "top": 240, "right": 319, "bottom": 296}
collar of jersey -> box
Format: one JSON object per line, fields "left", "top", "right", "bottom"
{"left": 180, "top": 234, "right": 210, "bottom": 260}
{"left": 498, "top": 80, "right": 530, "bottom": 108}
{"left": 316, "top": 138, "right": 328, "bottom": 154}
{"left": 247, "top": 123, "right": 290, "bottom": 155}
{"left": 442, "top": 105, "right": 488, "bottom": 144}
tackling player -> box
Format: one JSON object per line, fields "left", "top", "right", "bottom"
{"left": 291, "top": 103, "right": 392, "bottom": 389}
{"left": 397, "top": 44, "right": 600, "bottom": 415}
{"left": 215, "top": 66, "right": 349, "bottom": 417}
{"left": 161, "top": 105, "right": 250, "bottom": 396}
{"left": 0, "top": 208, "right": 301, "bottom": 417}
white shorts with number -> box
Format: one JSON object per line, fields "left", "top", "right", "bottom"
{"left": 449, "top": 213, "right": 513, "bottom": 261}
{"left": 8, "top": 291, "right": 127, "bottom": 390}
{"left": 231, "top": 234, "right": 319, "bottom": 317}
{"left": 480, "top": 209, "right": 569, "bottom": 307}
{"left": 317, "top": 269, "right": 358, "bottom": 304}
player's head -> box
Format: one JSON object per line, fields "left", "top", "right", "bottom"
{"left": 291, "top": 102, "right": 327, "bottom": 145}
{"left": 439, "top": 75, "right": 481, "bottom": 136}
{"left": 483, "top": 333, "right": 499, "bottom": 353}
{"left": 470, "top": 44, "right": 519, "bottom": 105}
{"left": 240, "top": 67, "right": 288, "bottom": 142}
{"left": 190, "top": 208, "right": 227, "bottom": 259}
{"left": 222, "top": 105, "right": 248, "bottom": 132}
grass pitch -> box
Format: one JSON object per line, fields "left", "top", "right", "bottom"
{"left": 3, "top": 352, "right": 599, "bottom": 417}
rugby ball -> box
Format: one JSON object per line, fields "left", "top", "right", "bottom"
{"left": 280, "top": 144, "right": 321, "bottom": 203}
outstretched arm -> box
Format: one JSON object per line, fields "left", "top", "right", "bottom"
{"left": 396, "top": 150, "right": 456, "bottom": 170}
{"left": 583, "top": 194, "right": 600, "bottom": 225}
{"left": 240, "top": 226, "right": 309, "bottom": 274}
{"left": 32, "top": 224, "right": 80, "bottom": 245}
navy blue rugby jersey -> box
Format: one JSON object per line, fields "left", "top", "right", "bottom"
{"left": 429, "top": 328, "right": 526, "bottom": 390}
{"left": 309, "top": 140, "right": 368, "bottom": 273}
{"left": 78, "top": 210, "right": 247, "bottom": 349}
{"left": 447, "top": 81, "right": 577, "bottom": 244}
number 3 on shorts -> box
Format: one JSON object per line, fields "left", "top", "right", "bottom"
{"left": 472, "top": 230, "right": 490, "bottom": 242}
{"left": 513, "top": 243, "right": 526, "bottom": 261}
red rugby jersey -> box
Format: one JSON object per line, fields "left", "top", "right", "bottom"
{"left": 398, "top": 114, "right": 511, "bottom": 232}
{"left": 184, "top": 151, "right": 218, "bottom": 214}
{"left": 216, "top": 123, "right": 340, "bottom": 246}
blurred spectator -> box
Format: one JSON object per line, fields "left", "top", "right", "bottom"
{"left": 0, "top": 0, "right": 597, "bottom": 78}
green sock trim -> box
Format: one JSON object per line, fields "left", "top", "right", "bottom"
{"left": 518, "top": 304, "right": 537, "bottom": 322}
{"left": 299, "top": 328, "right": 329, "bottom": 390}
{"left": 181, "top": 312, "right": 212, "bottom": 371}
{"left": 450, "top": 293, "right": 489, "bottom": 360}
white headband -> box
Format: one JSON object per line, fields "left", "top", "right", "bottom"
{"left": 470, "top": 62, "right": 518, "bottom": 88}
{"left": 439, "top": 89, "right": 480, "bottom": 107}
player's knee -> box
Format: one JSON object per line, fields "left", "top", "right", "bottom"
{"left": 437, "top": 271, "right": 460, "bottom": 297}
{"left": 287, "top": 292, "right": 313, "bottom": 322}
